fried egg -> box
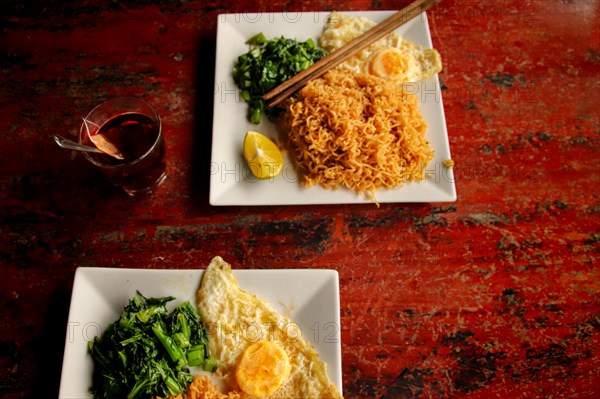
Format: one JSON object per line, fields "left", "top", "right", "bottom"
{"left": 319, "top": 12, "right": 442, "bottom": 82}
{"left": 197, "top": 256, "right": 343, "bottom": 399}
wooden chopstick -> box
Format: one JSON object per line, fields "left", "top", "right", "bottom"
{"left": 262, "top": 0, "right": 443, "bottom": 108}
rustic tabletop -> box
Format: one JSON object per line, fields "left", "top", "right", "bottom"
{"left": 1, "top": 0, "right": 599, "bottom": 398}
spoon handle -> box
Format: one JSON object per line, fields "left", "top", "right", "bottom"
{"left": 52, "top": 135, "right": 103, "bottom": 154}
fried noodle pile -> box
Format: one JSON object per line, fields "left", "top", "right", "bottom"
{"left": 280, "top": 69, "right": 434, "bottom": 199}
{"left": 166, "top": 376, "right": 240, "bottom": 399}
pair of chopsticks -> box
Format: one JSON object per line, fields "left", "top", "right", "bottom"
{"left": 262, "top": 0, "right": 443, "bottom": 108}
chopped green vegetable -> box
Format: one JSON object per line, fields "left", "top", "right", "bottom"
{"left": 88, "top": 292, "right": 214, "bottom": 399}
{"left": 245, "top": 32, "right": 267, "bottom": 45}
{"left": 232, "top": 33, "right": 327, "bottom": 124}
{"left": 186, "top": 345, "right": 205, "bottom": 367}
{"left": 202, "top": 355, "right": 218, "bottom": 372}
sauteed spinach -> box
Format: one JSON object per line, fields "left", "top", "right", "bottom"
{"left": 232, "top": 33, "right": 326, "bottom": 124}
{"left": 88, "top": 292, "right": 216, "bottom": 399}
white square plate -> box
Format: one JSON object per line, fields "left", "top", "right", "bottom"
{"left": 58, "top": 267, "right": 342, "bottom": 398}
{"left": 210, "top": 11, "right": 455, "bottom": 205}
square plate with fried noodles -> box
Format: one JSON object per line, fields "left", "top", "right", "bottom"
{"left": 210, "top": 11, "right": 455, "bottom": 205}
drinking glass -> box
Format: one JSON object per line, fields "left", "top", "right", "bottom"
{"left": 78, "top": 97, "right": 167, "bottom": 196}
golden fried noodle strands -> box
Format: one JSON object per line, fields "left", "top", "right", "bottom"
{"left": 280, "top": 69, "right": 434, "bottom": 200}
{"left": 167, "top": 375, "right": 241, "bottom": 399}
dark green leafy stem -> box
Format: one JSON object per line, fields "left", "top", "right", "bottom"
{"left": 232, "top": 33, "right": 327, "bottom": 124}
{"left": 88, "top": 292, "right": 216, "bottom": 399}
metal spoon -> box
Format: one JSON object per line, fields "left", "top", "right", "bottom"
{"left": 52, "top": 135, "right": 124, "bottom": 160}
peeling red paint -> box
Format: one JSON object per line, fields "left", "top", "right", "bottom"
{"left": 1, "top": 0, "right": 599, "bottom": 398}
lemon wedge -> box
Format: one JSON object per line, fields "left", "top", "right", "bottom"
{"left": 243, "top": 131, "right": 284, "bottom": 179}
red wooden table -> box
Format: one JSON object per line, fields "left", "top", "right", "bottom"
{"left": 1, "top": 0, "right": 599, "bottom": 398}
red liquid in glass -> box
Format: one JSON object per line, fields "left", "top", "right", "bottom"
{"left": 83, "top": 112, "right": 166, "bottom": 194}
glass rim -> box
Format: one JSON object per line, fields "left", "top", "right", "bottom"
{"left": 79, "top": 96, "right": 162, "bottom": 169}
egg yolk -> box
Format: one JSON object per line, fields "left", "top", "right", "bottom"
{"left": 368, "top": 48, "right": 416, "bottom": 80}
{"left": 235, "top": 341, "right": 291, "bottom": 397}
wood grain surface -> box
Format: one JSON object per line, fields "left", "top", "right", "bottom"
{"left": 1, "top": 0, "right": 599, "bottom": 398}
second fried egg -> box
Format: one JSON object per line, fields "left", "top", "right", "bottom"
{"left": 196, "top": 256, "right": 343, "bottom": 398}
{"left": 319, "top": 12, "right": 442, "bottom": 82}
